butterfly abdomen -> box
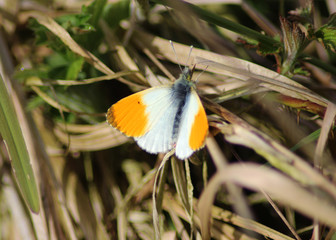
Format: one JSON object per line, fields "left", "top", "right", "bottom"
{"left": 171, "top": 78, "right": 193, "bottom": 140}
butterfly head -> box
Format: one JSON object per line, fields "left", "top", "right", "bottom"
{"left": 180, "top": 65, "right": 196, "bottom": 82}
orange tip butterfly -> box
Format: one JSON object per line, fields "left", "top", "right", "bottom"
{"left": 106, "top": 52, "right": 208, "bottom": 160}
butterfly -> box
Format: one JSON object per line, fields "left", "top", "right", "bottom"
{"left": 106, "top": 64, "right": 208, "bottom": 160}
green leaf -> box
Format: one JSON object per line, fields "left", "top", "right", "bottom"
{"left": 56, "top": 11, "right": 93, "bottom": 32}
{"left": 84, "top": 0, "right": 108, "bottom": 27}
{"left": 280, "top": 17, "right": 307, "bottom": 75}
{"left": 315, "top": 13, "right": 336, "bottom": 53}
{"left": 102, "top": 0, "right": 131, "bottom": 29}
{"left": 0, "top": 74, "right": 40, "bottom": 213}
{"left": 65, "top": 55, "right": 85, "bottom": 80}
{"left": 237, "top": 35, "right": 282, "bottom": 56}
{"left": 291, "top": 128, "right": 321, "bottom": 152}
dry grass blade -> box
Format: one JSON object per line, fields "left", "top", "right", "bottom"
{"left": 30, "top": 85, "right": 72, "bottom": 113}
{"left": 162, "top": 192, "right": 295, "bottom": 240}
{"left": 314, "top": 102, "right": 336, "bottom": 167}
{"left": 100, "top": 20, "right": 148, "bottom": 85}
{"left": 218, "top": 121, "right": 336, "bottom": 198}
{"left": 2, "top": 173, "right": 35, "bottom": 239}
{"left": 133, "top": 30, "right": 200, "bottom": 67}
{"left": 198, "top": 163, "right": 336, "bottom": 240}
{"left": 171, "top": 157, "right": 191, "bottom": 217}
{"left": 206, "top": 136, "right": 254, "bottom": 221}
{"left": 153, "top": 153, "right": 173, "bottom": 240}
{"left": 76, "top": 175, "right": 106, "bottom": 239}
{"left": 211, "top": 205, "right": 295, "bottom": 240}
{"left": 32, "top": 109, "right": 79, "bottom": 240}
{"left": 204, "top": 98, "right": 336, "bottom": 200}
{"left": 25, "top": 71, "right": 138, "bottom": 86}
{"left": 218, "top": 121, "right": 312, "bottom": 183}
{"left": 184, "top": 159, "right": 195, "bottom": 234}
{"left": 27, "top": 11, "right": 114, "bottom": 75}
{"left": 168, "top": 3, "right": 237, "bottom": 56}
{"left": 195, "top": 56, "right": 328, "bottom": 107}
{"left": 241, "top": 1, "right": 280, "bottom": 36}
{"left": 122, "top": 161, "right": 157, "bottom": 204}
{"left": 133, "top": 29, "right": 328, "bottom": 107}
{"left": 30, "top": 84, "right": 108, "bottom": 117}
{"left": 54, "top": 123, "right": 129, "bottom": 151}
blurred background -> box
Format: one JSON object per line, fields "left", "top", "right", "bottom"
{"left": 1, "top": 0, "right": 336, "bottom": 239}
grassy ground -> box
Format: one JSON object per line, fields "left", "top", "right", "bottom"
{"left": 1, "top": 0, "right": 336, "bottom": 239}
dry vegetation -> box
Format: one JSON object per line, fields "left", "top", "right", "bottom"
{"left": 1, "top": 0, "right": 336, "bottom": 239}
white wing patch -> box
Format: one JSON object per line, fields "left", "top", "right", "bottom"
{"left": 175, "top": 89, "right": 200, "bottom": 159}
{"left": 135, "top": 87, "right": 179, "bottom": 153}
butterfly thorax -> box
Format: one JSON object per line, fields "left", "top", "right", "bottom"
{"left": 171, "top": 67, "right": 195, "bottom": 141}
{"left": 173, "top": 66, "right": 195, "bottom": 91}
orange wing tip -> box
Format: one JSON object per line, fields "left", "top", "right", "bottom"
{"left": 106, "top": 92, "right": 149, "bottom": 137}
{"left": 106, "top": 107, "right": 115, "bottom": 126}
{"left": 189, "top": 106, "right": 208, "bottom": 151}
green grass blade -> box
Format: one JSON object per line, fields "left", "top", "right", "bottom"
{"left": 291, "top": 128, "right": 321, "bottom": 152}
{"left": 152, "top": 0, "right": 281, "bottom": 51}
{"left": 0, "top": 74, "right": 40, "bottom": 213}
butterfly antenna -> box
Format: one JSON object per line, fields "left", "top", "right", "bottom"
{"left": 194, "top": 65, "right": 208, "bottom": 83}
{"left": 186, "top": 45, "right": 193, "bottom": 66}
{"left": 169, "top": 40, "right": 183, "bottom": 72}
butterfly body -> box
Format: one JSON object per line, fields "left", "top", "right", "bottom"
{"left": 107, "top": 67, "right": 208, "bottom": 159}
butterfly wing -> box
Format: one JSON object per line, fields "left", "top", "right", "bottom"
{"left": 135, "top": 87, "right": 181, "bottom": 153}
{"left": 107, "top": 86, "right": 180, "bottom": 154}
{"left": 107, "top": 88, "right": 153, "bottom": 137}
{"left": 175, "top": 89, "right": 208, "bottom": 159}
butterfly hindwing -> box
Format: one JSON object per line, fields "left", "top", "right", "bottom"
{"left": 175, "top": 89, "right": 208, "bottom": 159}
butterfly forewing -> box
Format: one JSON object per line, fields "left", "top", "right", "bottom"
{"left": 107, "top": 91, "right": 149, "bottom": 137}
{"left": 135, "top": 87, "right": 181, "bottom": 153}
